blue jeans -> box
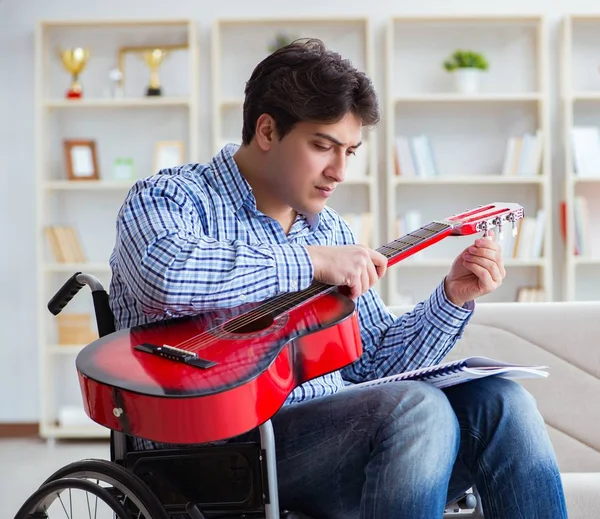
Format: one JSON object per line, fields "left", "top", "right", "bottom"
{"left": 241, "top": 377, "right": 567, "bottom": 519}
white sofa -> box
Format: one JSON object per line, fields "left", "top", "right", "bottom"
{"left": 390, "top": 301, "right": 600, "bottom": 518}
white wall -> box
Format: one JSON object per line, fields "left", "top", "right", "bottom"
{"left": 0, "top": 0, "right": 593, "bottom": 422}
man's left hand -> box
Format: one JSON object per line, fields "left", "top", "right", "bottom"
{"left": 444, "top": 232, "right": 506, "bottom": 307}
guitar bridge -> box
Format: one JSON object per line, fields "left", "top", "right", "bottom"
{"left": 135, "top": 343, "right": 218, "bottom": 369}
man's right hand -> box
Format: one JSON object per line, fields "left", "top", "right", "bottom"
{"left": 306, "top": 245, "right": 388, "bottom": 300}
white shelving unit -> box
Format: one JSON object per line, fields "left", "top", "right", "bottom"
{"left": 35, "top": 18, "right": 199, "bottom": 439}
{"left": 561, "top": 15, "right": 600, "bottom": 301}
{"left": 211, "top": 17, "right": 380, "bottom": 247}
{"left": 385, "top": 15, "right": 552, "bottom": 305}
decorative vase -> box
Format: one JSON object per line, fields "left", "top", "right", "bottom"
{"left": 455, "top": 68, "right": 482, "bottom": 94}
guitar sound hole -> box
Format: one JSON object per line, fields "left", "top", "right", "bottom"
{"left": 223, "top": 314, "right": 275, "bottom": 334}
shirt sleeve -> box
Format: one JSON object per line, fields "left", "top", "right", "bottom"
{"left": 332, "top": 214, "right": 475, "bottom": 383}
{"left": 341, "top": 283, "right": 474, "bottom": 383}
{"left": 112, "top": 174, "right": 314, "bottom": 317}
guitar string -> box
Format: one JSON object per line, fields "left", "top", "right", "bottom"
{"left": 170, "top": 223, "right": 451, "bottom": 353}
{"left": 171, "top": 225, "right": 448, "bottom": 351}
{"left": 173, "top": 223, "right": 451, "bottom": 353}
{"left": 175, "top": 224, "right": 451, "bottom": 353}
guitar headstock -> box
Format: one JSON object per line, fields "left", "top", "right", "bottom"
{"left": 443, "top": 202, "right": 524, "bottom": 238}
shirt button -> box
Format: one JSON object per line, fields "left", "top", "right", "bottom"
{"left": 290, "top": 281, "right": 298, "bottom": 290}
{"left": 239, "top": 294, "right": 247, "bottom": 301}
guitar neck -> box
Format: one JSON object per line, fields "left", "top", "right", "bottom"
{"left": 379, "top": 221, "right": 453, "bottom": 268}
{"left": 263, "top": 220, "right": 454, "bottom": 319}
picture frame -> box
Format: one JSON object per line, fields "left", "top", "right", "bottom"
{"left": 154, "top": 140, "right": 185, "bottom": 172}
{"left": 63, "top": 139, "right": 99, "bottom": 180}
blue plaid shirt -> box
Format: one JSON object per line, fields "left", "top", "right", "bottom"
{"left": 109, "top": 144, "right": 474, "bottom": 448}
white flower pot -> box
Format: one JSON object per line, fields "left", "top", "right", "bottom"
{"left": 454, "top": 68, "right": 482, "bottom": 94}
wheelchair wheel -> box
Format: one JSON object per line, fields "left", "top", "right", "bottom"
{"left": 33, "top": 458, "right": 169, "bottom": 519}
{"left": 14, "top": 477, "right": 132, "bottom": 518}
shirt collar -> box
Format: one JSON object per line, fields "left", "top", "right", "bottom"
{"left": 208, "top": 143, "right": 253, "bottom": 213}
{"left": 209, "top": 143, "right": 321, "bottom": 232}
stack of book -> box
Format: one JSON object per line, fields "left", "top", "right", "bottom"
{"left": 573, "top": 196, "right": 592, "bottom": 256}
{"left": 500, "top": 209, "right": 545, "bottom": 261}
{"left": 501, "top": 130, "right": 543, "bottom": 176}
{"left": 394, "top": 135, "right": 438, "bottom": 177}
{"left": 56, "top": 313, "right": 97, "bottom": 345}
{"left": 559, "top": 198, "right": 592, "bottom": 256}
{"left": 45, "top": 225, "right": 86, "bottom": 263}
{"left": 571, "top": 126, "right": 600, "bottom": 177}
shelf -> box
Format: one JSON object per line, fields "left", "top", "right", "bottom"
{"left": 44, "top": 97, "right": 191, "bottom": 109}
{"left": 392, "top": 14, "right": 544, "bottom": 23}
{"left": 393, "top": 93, "right": 542, "bottom": 103}
{"left": 564, "top": 16, "right": 600, "bottom": 299}
{"left": 342, "top": 176, "right": 374, "bottom": 185}
{"left": 572, "top": 257, "right": 600, "bottom": 266}
{"left": 571, "top": 92, "right": 600, "bottom": 101}
{"left": 40, "top": 423, "right": 110, "bottom": 439}
{"left": 213, "top": 16, "right": 379, "bottom": 254}
{"left": 35, "top": 17, "right": 200, "bottom": 440}
{"left": 569, "top": 15, "right": 600, "bottom": 22}
{"left": 44, "top": 180, "right": 136, "bottom": 190}
{"left": 386, "top": 14, "right": 551, "bottom": 303}
{"left": 44, "top": 263, "right": 111, "bottom": 273}
{"left": 393, "top": 175, "right": 545, "bottom": 185}
{"left": 219, "top": 16, "right": 369, "bottom": 25}
{"left": 41, "top": 18, "right": 191, "bottom": 28}
{"left": 396, "top": 258, "right": 547, "bottom": 268}
{"left": 571, "top": 175, "right": 600, "bottom": 184}
{"left": 220, "top": 97, "right": 244, "bottom": 108}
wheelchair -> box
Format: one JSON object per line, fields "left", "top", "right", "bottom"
{"left": 15, "top": 272, "right": 484, "bottom": 519}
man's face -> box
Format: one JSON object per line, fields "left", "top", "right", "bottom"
{"left": 264, "top": 112, "right": 363, "bottom": 216}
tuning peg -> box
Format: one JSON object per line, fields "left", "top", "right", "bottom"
{"left": 490, "top": 217, "right": 503, "bottom": 240}
{"left": 505, "top": 212, "right": 519, "bottom": 237}
{"left": 479, "top": 221, "right": 492, "bottom": 239}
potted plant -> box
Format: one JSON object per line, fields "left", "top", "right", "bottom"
{"left": 443, "top": 49, "right": 489, "bottom": 94}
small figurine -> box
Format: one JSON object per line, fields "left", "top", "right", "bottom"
{"left": 108, "top": 67, "right": 124, "bottom": 98}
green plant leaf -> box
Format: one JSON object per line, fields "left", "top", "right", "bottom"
{"left": 442, "top": 49, "right": 489, "bottom": 71}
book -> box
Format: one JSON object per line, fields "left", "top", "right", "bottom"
{"left": 45, "top": 225, "right": 86, "bottom": 263}
{"left": 343, "top": 356, "right": 549, "bottom": 391}
{"left": 571, "top": 126, "right": 600, "bottom": 177}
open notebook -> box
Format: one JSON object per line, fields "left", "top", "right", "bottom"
{"left": 344, "top": 356, "right": 549, "bottom": 390}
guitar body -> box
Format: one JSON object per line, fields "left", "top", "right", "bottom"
{"left": 77, "top": 290, "right": 361, "bottom": 444}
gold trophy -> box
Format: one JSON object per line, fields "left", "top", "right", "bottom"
{"left": 141, "top": 48, "right": 168, "bottom": 96}
{"left": 59, "top": 47, "right": 90, "bottom": 99}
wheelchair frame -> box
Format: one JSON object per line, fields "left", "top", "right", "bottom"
{"left": 15, "top": 271, "right": 483, "bottom": 519}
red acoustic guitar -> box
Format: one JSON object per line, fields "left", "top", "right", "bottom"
{"left": 77, "top": 202, "right": 523, "bottom": 444}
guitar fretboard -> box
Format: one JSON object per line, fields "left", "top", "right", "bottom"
{"left": 378, "top": 221, "right": 451, "bottom": 260}
{"left": 229, "top": 221, "right": 453, "bottom": 325}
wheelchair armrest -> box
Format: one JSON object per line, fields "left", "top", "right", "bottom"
{"left": 47, "top": 272, "right": 116, "bottom": 337}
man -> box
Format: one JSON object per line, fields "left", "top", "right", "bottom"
{"left": 109, "top": 39, "right": 567, "bottom": 518}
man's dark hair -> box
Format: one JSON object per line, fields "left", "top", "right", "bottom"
{"left": 241, "top": 38, "right": 379, "bottom": 145}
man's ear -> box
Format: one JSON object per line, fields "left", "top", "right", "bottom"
{"left": 255, "top": 113, "right": 277, "bottom": 151}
